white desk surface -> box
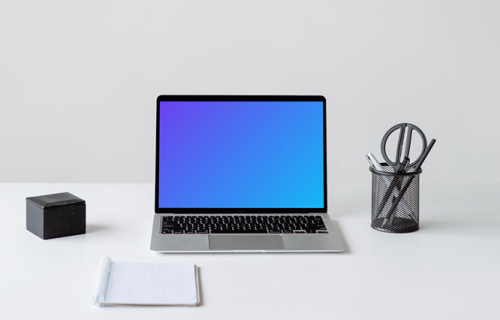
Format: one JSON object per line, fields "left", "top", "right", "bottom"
{"left": 1, "top": 183, "right": 499, "bottom": 320}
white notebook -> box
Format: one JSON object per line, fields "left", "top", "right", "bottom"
{"left": 92, "top": 257, "right": 200, "bottom": 307}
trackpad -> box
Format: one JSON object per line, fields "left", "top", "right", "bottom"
{"left": 209, "top": 235, "right": 285, "bottom": 250}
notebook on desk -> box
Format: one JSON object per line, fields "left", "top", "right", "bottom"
{"left": 92, "top": 257, "right": 200, "bottom": 307}
{"left": 150, "top": 95, "right": 344, "bottom": 253}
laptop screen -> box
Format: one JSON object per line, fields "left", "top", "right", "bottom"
{"left": 156, "top": 96, "right": 326, "bottom": 213}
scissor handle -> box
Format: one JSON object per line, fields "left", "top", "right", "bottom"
{"left": 381, "top": 123, "right": 428, "bottom": 172}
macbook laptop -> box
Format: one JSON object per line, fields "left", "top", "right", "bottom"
{"left": 150, "top": 95, "right": 344, "bottom": 253}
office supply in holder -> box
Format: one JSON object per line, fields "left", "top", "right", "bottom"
{"left": 92, "top": 257, "right": 200, "bottom": 307}
{"left": 381, "top": 123, "right": 428, "bottom": 174}
{"left": 366, "top": 153, "right": 416, "bottom": 222}
{"left": 384, "top": 139, "right": 436, "bottom": 225}
{"left": 368, "top": 123, "right": 436, "bottom": 233}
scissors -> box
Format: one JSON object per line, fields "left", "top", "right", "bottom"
{"left": 381, "top": 123, "right": 428, "bottom": 173}
{"left": 377, "top": 123, "right": 430, "bottom": 227}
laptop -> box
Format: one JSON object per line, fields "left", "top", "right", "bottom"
{"left": 150, "top": 95, "right": 344, "bottom": 253}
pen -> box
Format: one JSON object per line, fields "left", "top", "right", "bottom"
{"left": 366, "top": 153, "right": 417, "bottom": 223}
{"left": 386, "top": 139, "right": 436, "bottom": 225}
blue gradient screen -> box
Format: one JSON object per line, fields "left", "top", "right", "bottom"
{"left": 158, "top": 100, "right": 325, "bottom": 208}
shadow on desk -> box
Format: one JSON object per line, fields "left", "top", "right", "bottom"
{"left": 86, "top": 224, "right": 109, "bottom": 234}
{"left": 420, "top": 215, "right": 500, "bottom": 235}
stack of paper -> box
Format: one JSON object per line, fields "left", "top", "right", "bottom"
{"left": 92, "top": 257, "right": 200, "bottom": 307}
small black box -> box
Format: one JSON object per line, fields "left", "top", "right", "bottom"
{"left": 26, "top": 192, "right": 86, "bottom": 239}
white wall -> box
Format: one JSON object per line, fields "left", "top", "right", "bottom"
{"left": 1, "top": 1, "right": 499, "bottom": 190}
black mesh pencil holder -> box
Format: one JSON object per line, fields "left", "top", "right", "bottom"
{"left": 370, "top": 164, "right": 422, "bottom": 233}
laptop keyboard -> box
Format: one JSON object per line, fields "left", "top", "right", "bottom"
{"left": 161, "top": 215, "right": 328, "bottom": 234}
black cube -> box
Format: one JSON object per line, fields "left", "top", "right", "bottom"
{"left": 26, "top": 192, "right": 86, "bottom": 239}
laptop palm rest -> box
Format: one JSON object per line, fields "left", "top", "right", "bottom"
{"left": 209, "top": 235, "right": 285, "bottom": 250}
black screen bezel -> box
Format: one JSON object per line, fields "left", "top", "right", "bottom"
{"left": 155, "top": 95, "right": 327, "bottom": 213}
